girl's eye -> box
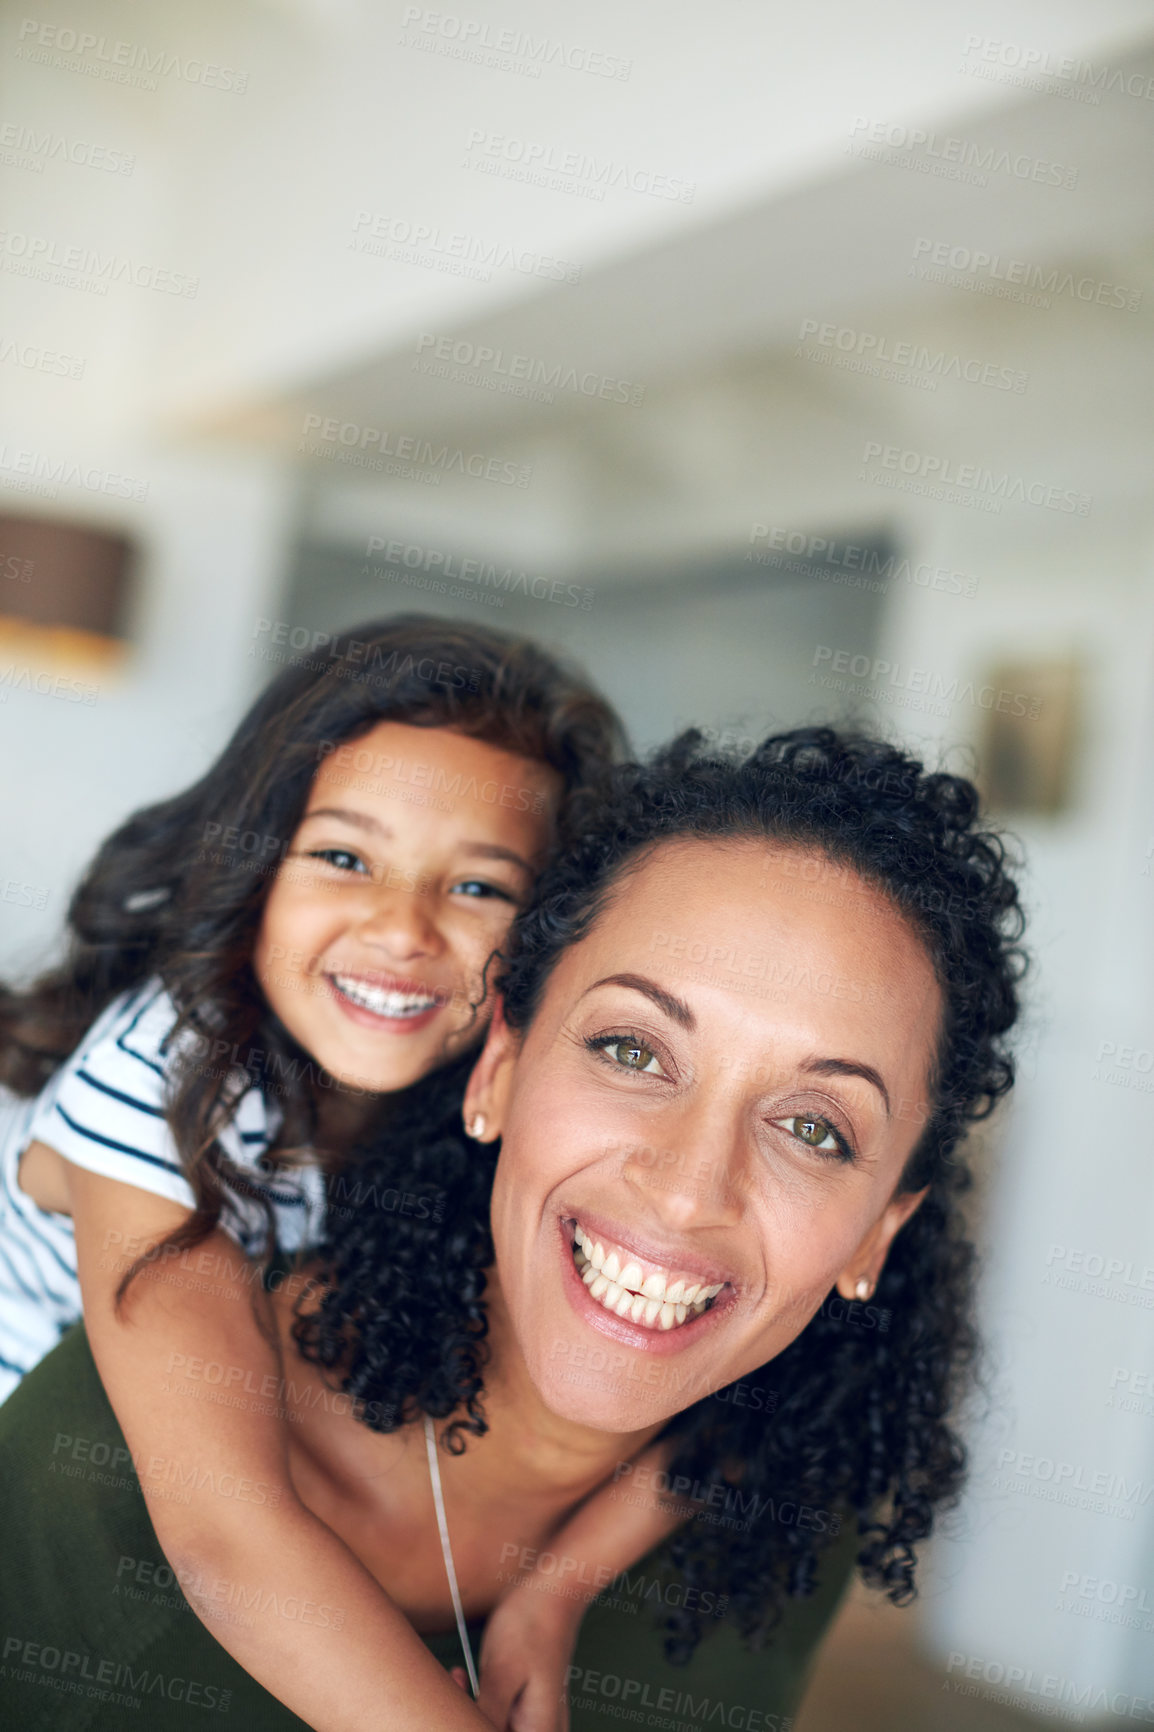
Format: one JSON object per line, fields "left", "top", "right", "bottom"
{"left": 592, "top": 1037, "right": 666, "bottom": 1077}
{"left": 308, "top": 848, "right": 368, "bottom": 874}
{"left": 451, "top": 879, "right": 515, "bottom": 902}
{"left": 775, "top": 1115, "right": 853, "bottom": 1160}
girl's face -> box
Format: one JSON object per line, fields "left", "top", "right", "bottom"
{"left": 470, "top": 838, "right": 942, "bottom": 1433}
{"left": 255, "top": 721, "right": 560, "bottom": 1096}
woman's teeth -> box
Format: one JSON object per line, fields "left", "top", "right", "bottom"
{"left": 571, "top": 1224, "right": 723, "bottom": 1331}
{"left": 331, "top": 975, "right": 438, "bottom": 1019}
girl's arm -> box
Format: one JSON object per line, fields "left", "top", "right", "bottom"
{"left": 476, "top": 1438, "right": 685, "bottom": 1732}
{"left": 59, "top": 1155, "right": 494, "bottom": 1732}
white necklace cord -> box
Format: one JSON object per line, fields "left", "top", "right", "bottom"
{"left": 424, "top": 1414, "right": 480, "bottom": 1700}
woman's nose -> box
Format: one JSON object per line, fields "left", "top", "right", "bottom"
{"left": 622, "top": 1107, "right": 745, "bottom": 1229}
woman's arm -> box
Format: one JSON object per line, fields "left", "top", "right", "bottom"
{"left": 61, "top": 1155, "right": 494, "bottom": 1732}
{"left": 477, "top": 1438, "right": 684, "bottom": 1731}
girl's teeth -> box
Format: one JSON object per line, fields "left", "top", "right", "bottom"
{"left": 570, "top": 1222, "right": 724, "bottom": 1332}
{"left": 333, "top": 976, "right": 437, "bottom": 1018}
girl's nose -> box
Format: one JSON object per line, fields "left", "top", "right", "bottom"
{"left": 355, "top": 886, "right": 444, "bottom": 959}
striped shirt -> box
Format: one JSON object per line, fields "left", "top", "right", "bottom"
{"left": 0, "top": 981, "right": 326, "bottom": 1403}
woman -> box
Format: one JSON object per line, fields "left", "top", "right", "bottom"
{"left": 0, "top": 726, "right": 1025, "bottom": 1731}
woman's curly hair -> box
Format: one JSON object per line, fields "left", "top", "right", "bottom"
{"left": 295, "top": 725, "right": 1027, "bottom": 1663}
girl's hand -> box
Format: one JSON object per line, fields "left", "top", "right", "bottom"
{"left": 473, "top": 1581, "right": 579, "bottom": 1732}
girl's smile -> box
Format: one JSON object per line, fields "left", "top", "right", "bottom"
{"left": 325, "top": 969, "right": 445, "bottom": 1031}
{"left": 255, "top": 721, "right": 560, "bottom": 1098}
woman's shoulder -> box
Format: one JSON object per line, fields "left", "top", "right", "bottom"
{"left": 569, "top": 1520, "right": 859, "bottom": 1732}
{"left": 0, "top": 1326, "right": 311, "bottom": 1730}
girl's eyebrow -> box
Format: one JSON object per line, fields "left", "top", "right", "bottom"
{"left": 300, "top": 808, "right": 534, "bottom": 875}
{"left": 458, "top": 841, "right": 535, "bottom": 875}
{"left": 301, "top": 805, "right": 388, "bottom": 835}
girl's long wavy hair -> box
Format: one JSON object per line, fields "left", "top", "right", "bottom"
{"left": 295, "top": 725, "right": 1027, "bottom": 1662}
{"left": 0, "top": 615, "right": 624, "bottom": 1280}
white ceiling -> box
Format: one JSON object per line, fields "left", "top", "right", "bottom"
{"left": 5, "top": 0, "right": 1154, "bottom": 574}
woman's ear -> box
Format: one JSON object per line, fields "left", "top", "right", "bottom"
{"left": 462, "top": 995, "right": 520, "bottom": 1142}
{"left": 834, "top": 1186, "right": 927, "bottom": 1302}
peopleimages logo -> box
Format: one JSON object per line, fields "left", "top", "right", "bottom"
{"left": 992, "top": 1448, "right": 1153, "bottom": 1523}
{"left": 747, "top": 525, "right": 977, "bottom": 596}
{"left": 413, "top": 333, "right": 644, "bottom": 405}
{"left": 1059, "top": 1567, "right": 1154, "bottom": 1613}
{"left": 847, "top": 116, "right": 1078, "bottom": 188}
{"left": 797, "top": 317, "right": 1027, "bottom": 391}
{"left": 0, "top": 334, "right": 85, "bottom": 378}
{"left": 944, "top": 1651, "right": 1154, "bottom": 1723}
{"left": 0, "top": 122, "right": 134, "bottom": 174}
{"left": 0, "top": 444, "right": 147, "bottom": 500}
{"left": 462, "top": 129, "right": 696, "bottom": 203}
{"left": 365, "top": 537, "right": 593, "bottom": 610}
{"left": 811, "top": 646, "right": 1041, "bottom": 718}
{"left": 15, "top": 18, "right": 248, "bottom": 91}
{"left": 299, "top": 415, "right": 531, "bottom": 488}
{"left": 399, "top": 9, "right": 632, "bottom": 80}
{"left": 0, "top": 229, "right": 198, "bottom": 297}
{"left": 960, "top": 34, "right": 1154, "bottom": 103}
{"left": 350, "top": 210, "right": 582, "bottom": 284}
{"left": 911, "top": 237, "right": 1142, "bottom": 311}
{"left": 860, "top": 440, "right": 1091, "bottom": 515}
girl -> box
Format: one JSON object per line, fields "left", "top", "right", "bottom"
{"left": 0, "top": 615, "right": 685, "bottom": 1731}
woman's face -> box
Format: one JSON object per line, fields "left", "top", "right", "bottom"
{"left": 474, "top": 838, "right": 943, "bottom": 1432}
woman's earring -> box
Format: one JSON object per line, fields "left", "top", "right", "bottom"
{"left": 854, "top": 1276, "right": 873, "bottom": 1301}
{"left": 467, "top": 1113, "right": 487, "bottom": 1141}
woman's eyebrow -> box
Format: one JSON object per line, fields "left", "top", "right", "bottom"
{"left": 580, "top": 973, "right": 696, "bottom": 1030}
{"left": 805, "top": 1057, "right": 891, "bottom": 1117}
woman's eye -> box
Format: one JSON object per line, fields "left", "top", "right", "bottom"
{"left": 308, "top": 848, "right": 368, "bottom": 874}
{"left": 596, "top": 1037, "right": 666, "bottom": 1077}
{"left": 776, "top": 1115, "right": 849, "bottom": 1158}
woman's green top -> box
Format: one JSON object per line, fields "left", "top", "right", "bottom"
{"left": 0, "top": 1327, "right": 856, "bottom": 1730}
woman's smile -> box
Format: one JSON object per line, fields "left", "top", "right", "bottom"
{"left": 559, "top": 1213, "right": 734, "bottom": 1345}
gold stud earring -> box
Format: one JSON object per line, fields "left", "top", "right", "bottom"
{"left": 854, "top": 1276, "right": 872, "bottom": 1301}
{"left": 467, "top": 1113, "right": 487, "bottom": 1140}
